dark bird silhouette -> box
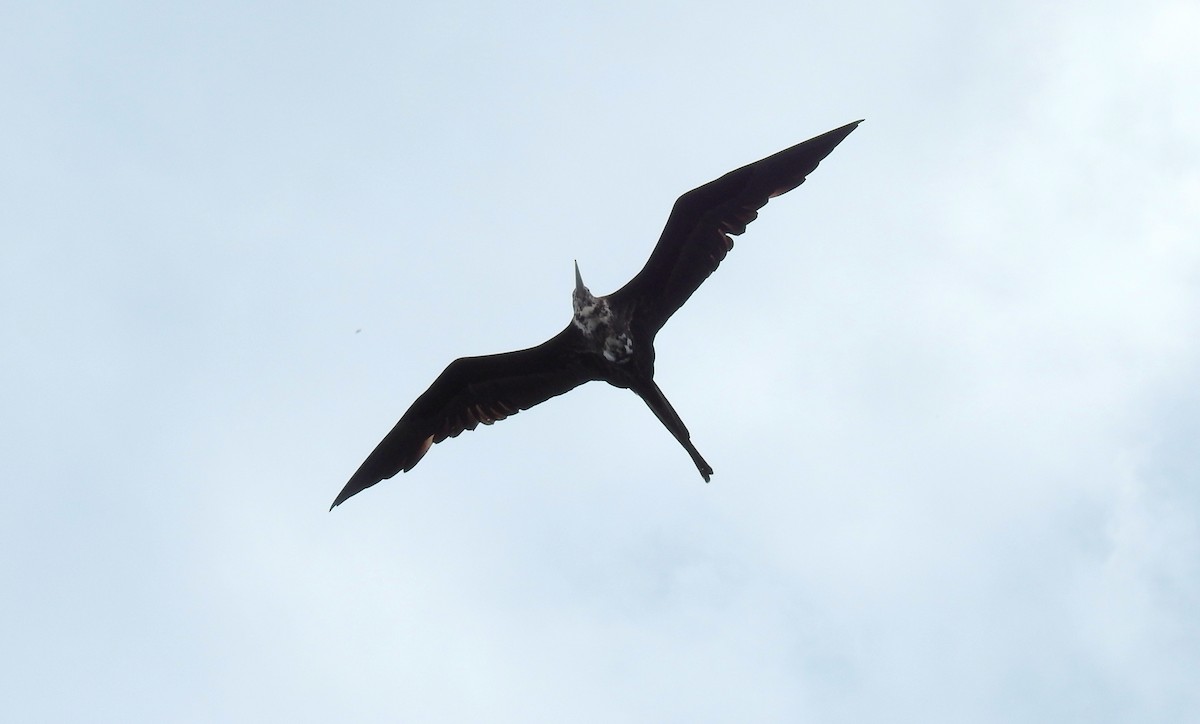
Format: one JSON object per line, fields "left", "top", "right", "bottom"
{"left": 332, "top": 121, "right": 861, "bottom": 508}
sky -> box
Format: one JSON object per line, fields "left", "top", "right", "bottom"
{"left": 3, "top": 0, "right": 1199, "bottom": 721}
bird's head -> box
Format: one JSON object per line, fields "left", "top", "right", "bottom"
{"left": 572, "top": 260, "right": 595, "bottom": 305}
{"left": 572, "top": 261, "right": 605, "bottom": 333}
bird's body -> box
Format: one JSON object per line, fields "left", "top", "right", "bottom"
{"left": 332, "top": 120, "right": 861, "bottom": 508}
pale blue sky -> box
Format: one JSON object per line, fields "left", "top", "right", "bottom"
{"left": 3, "top": 1, "right": 1199, "bottom": 721}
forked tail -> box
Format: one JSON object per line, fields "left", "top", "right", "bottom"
{"left": 633, "top": 381, "right": 713, "bottom": 481}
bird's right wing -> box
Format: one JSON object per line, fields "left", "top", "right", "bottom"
{"left": 331, "top": 326, "right": 594, "bottom": 508}
{"left": 609, "top": 120, "right": 861, "bottom": 335}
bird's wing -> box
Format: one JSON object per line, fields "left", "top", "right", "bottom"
{"left": 609, "top": 120, "right": 861, "bottom": 335}
{"left": 331, "top": 326, "right": 594, "bottom": 508}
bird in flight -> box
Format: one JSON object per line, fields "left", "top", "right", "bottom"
{"left": 332, "top": 120, "right": 861, "bottom": 508}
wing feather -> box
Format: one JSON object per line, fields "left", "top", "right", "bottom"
{"left": 609, "top": 120, "right": 861, "bottom": 334}
{"left": 331, "top": 326, "right": 594, "bottom": 508}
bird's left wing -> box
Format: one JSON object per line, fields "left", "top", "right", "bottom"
{"left": 609, "top": 120, "right": 861, "bottom": 335}
{"left": 331, "top": 325, "right": 595, "bottom": 508}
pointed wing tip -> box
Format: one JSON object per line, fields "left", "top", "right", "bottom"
{"left": 329, "top": 489, "right": 354, "bottom": 510}
{"left": 801, "top": 119, "right": 864, "bottom": 162}
{"left": 826, "top": 119, "right": 865, "bottom": 140}
{"left": 330, "top": 433, "right": 433, "bottom": 509}
{"left": 329, "top": 469, "right": 384, "bottom": 510}
{"left": 830, "top": 119, "right": 865, "bottom": 139}
{"left": 329, "top": 474, "right": 384, "bottom": 510}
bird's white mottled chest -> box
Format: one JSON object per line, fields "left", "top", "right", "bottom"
{"left": 573, "top": 297, "right": 633, "bottom": 363}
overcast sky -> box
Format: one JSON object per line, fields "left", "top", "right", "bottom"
{"left": 4, "top": 0, "right": 1199, "bottom": 721}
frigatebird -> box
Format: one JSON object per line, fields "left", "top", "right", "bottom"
{"left": 332, "top": 120, "right": 861, "bottom": 508}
